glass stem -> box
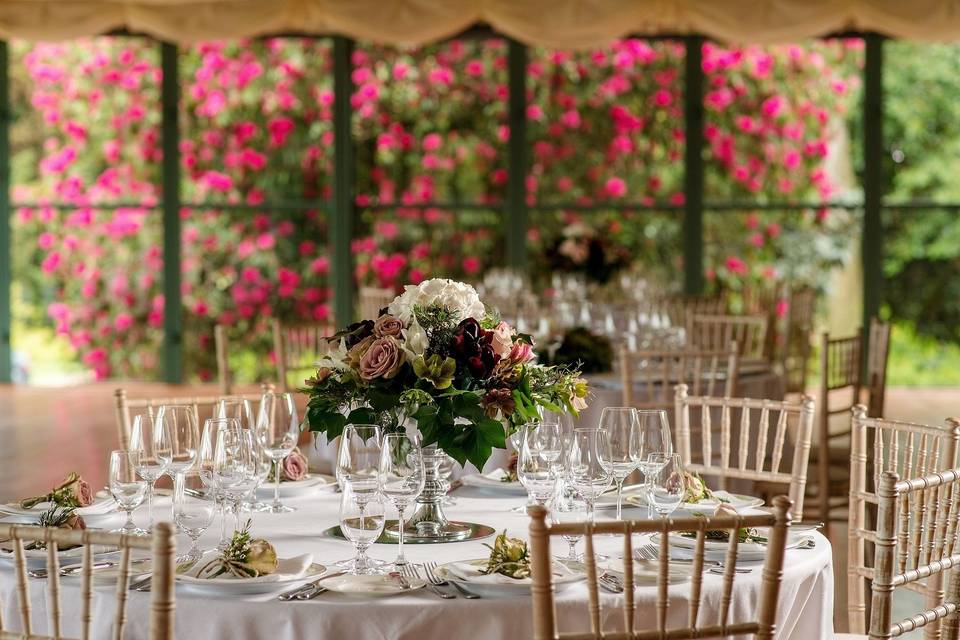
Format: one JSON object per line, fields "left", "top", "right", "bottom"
{"left": 146, "top": 480, "right": 155, "bottom": 529}
{"left": 567, "top": 539, "right": 578, "bottom": 561}
{"left": 125, "top": 508, "right": 135, "bottom": 532}
{"left": 234, "top": 499, "right": 242, "bottom": 532}
{"left": 396, "top": 506, "right": 406, "bottom": 564}
{"left": 273, "top": 460, "right": 282, "bottom": 507}
{"left": 615, "top": 478, "right": 625, "bottom": 521}
{"left": 218, "top": 496, "right": 228, "bottom": 546}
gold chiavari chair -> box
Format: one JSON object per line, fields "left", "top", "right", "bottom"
{"left": 113, "top": 388, "right": 267, "bottom": 450}
{"left": 358, "top": 286, "right": 395, "bottom": 320}
{"left": 846, "top": 406, "right": 960, "bottom": 639}
{"left": 528, "top": 497, "right": 792, "bottom": 640}
{"left": 0, "top": 522, "right": 175, "bottom": 640}
{"left": 649, "top": 293, "right": 727, "bottom": 329}
{"left": 674, "top": 385, "right": 815, "bottom": 520}
{"left": 686, "top": 314, "right": 769, "bottom": 366}
{"left": 273, "top": 319, "right": 334, "bottom": 392}
{"left": 779, "top": 287, "right": 817, "bottom": 395}
{"left": 619, "top": 345, "right": 739, "bottom": 411}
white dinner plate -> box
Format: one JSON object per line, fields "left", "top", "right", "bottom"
{"left": 0, "top": 541, "right": 121, "bottom": 570}
{"left": 598, "top": 558, "right": 691, "bottom": 586}
{"left": 437, "top": 559, "right": 583, "bottom": 597}
{"left": 652, "top": 530, "right": 809, "bottom": 562}
{"left": 459, "top": 474, "right": 527, "bottom": 495}
{"left": 625, "top": 490, "right": 764, "bottom": 514}
{"left": 176, "top": 562, "right": 327, "bottom": 595}
{"left": 255, "top": 474, "right": 335, "bottom": 499}
{"left": 316, "top": 573, "right": 426, "bottom": 596}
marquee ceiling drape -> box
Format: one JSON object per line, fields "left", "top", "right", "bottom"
{"left": 1, "top": 0, "right": 959, "bottom": 44}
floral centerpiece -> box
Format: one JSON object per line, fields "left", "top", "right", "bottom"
{"left": 304, "top": 279, "right": 588, "bottom": 471}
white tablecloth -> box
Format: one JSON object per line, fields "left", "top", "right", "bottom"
{"left": 0, "top": 485, "right": 833, "bottom": 639}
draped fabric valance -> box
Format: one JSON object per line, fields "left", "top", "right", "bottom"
{"left": 0, "top": 0, "right": 959, "bottom": 45}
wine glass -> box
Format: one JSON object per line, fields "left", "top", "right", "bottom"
{"left": 217, "top": 398, "right": 268, "bottom": 512}
{"left": 529, "top": 420, "right": 563, "bottom": 468}
{"left": 109, "top": 450, "right": 148, "bottom": 535}
{"left": 256, "top": 392, "right": 300, "bottom": 513}
{"left": 214, "top": 427, "right": 259, "bottom": 533}
{"left": 156, "top": 404, "right": 199, "bottom": 476}
{"left": 565, "top": 428, "right": 613, "bottom": 524}
{"left": 339, "top": 482, "right": 386, "bottom": 575}
{"left": 379, "top": 433, "right": 425, "bottom": 567}
{"left": 553, "top": 486, "right": 587, "bottom": 565}
{"left": 518, "top": 424, "right": 559, "bottom": 507}
{"left": 173, "top": 472, "right": 215, "bottom": 564}
{"left": 336, "top": 424, "right": 383, "bottom": 503}
{"left": 598, "top": 407, "right": 642, "bottom": 520}
{"left": 633, "top": 410, "right": 672, "bottom": 516}
{"left": 199, "top": 417, "right": 240, "bottom": 550}
{"left": 648, "top": 453, "right": 685, "bottom": 519}
{"left": 129, "top": 413, "right": 172, "bottom": 531}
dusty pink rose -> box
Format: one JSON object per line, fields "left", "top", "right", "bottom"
{"left": 72, "top": 477, "right": 93, "bottom": 507}
{"left": 346, "top": 335, "right": 375, "bottom": 368}
{"left": 506, "top": 341, "right": 534, "bottom": 365}
{"left": 373, "top": 314, "right": 404, "bottom": 338}
{"left": 358, "top": 336, "right": 406, "bottom": 380}
{"left": 490, "top": 321, "right": 514, "bottom": 358}
{"left": 282, "top": 448, "right": 308, "bottom": 481}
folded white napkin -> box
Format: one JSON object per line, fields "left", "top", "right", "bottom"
{"left": 460, "top": 468, "right": 511, "bottom": 485}
{"left": 0, "top": 497, "right": 116, "bottom": 518}
{"left": 182, "top": 550, "right": 313, "bottom": 583}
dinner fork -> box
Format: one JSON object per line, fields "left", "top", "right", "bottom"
{"left": 635, "top": 543, "right": 751, "bottom": 574}
{"left": 412, "top": 564, "right": 455, "bottom": 599}
{"left": 424, "top": 561, "right": 480, "bottom": 599}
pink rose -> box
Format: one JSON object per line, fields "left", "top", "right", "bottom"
{"left": 358, "top": 336, "right": 406, "bottom": 380}
{"left": 71, "top": 477, "right": 93, "bottom": 507}
{"left": 507, "top": 341, "right": 535, "bottom": 365}
{"left": 282, "top": 449, "right": 308, "bottom": 481}
{"left": 373, "top": 314, "right": 404, "bottom": 338}
{"left": 346, "top": 335, "right": 375, "bottom": 369}
{"left": 490, "top": 321, "right": 514, "bottom": 358}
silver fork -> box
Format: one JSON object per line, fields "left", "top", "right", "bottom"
{"left": 635, "top": 542, "right": 751, "bottom": 574}
{"left": 413, "top": 564, "right": 455, "bottom": 599}
{"left": 424, "top": 561, "right": 480, "bottom": 599}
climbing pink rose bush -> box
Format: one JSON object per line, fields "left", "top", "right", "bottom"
{"left": 11, "top": 37, "right": 860, "bottom": 380}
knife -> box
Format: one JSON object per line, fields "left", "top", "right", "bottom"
{"left": 277, "top": 570, "right": 347, "bottom": 601}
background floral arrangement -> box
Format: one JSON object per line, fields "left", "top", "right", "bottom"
{"left": 304, "top": 279, "right": 588, "bottom": 469}
{"left": 8, "top": 37, "right": 862, "bottom": 381}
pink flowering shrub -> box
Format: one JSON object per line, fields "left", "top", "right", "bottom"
{"left": 11, "top": 37, "right": 860, "bottom": 380}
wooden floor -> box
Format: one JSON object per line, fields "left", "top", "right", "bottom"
{"left": 0, "top": 381, "right": 957, "bottom": 633}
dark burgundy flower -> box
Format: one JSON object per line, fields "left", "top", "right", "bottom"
{"left": 338, "top": 319, "right": 375, "bottom": 348}
{"left": 452, "top": 317, "right": 500, "bottom": 378}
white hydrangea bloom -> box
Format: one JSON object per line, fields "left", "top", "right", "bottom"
{"left": 387, "top": 278, "right": 486, "bottom": 325}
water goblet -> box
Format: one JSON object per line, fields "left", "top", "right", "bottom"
{"left": 379, "top": 433, "right": 425, "bottom": 567}
{"left": 632, "top": 410, "right": 672, "bottom": 516}
{"left": 518, "top": 424, "right": 559, "bottom": 507}
{"left": 648, "top": 453, "right": 685, "bottom": 519}
{"left": 257, "top": 392, "right": 300, "bottom": 513}
{"left": 336, "top": 424, "right": 383, "bottom": 502}
{"left": 598, "top": 407, "right": 642, "bottom": 520}
{"left": 109, "top": 449, "right": 148, "bottom": 536}
{"left": 156, "top": 404, "right": 199, "bottom": 477}
{"left": 129, "top": 413, "right": 172, "bottom": 531}
{"left": 565, "top": 428, "right": 613, "bottom": 524}
{"left": 199, "top": 417, "right": 240, "bottom": 550}
{"left": 216, "top": 397, "right": 268, "bottom": 511}
{"left": 339, "top": 482, "right": 386, "bottom": 575}
{"left": 214, "top": 427, "right": 259, "bottom": 533}
{"left": 553, "top": 486, "right": 588, "bottom": 564}
{"left": 173, "top": 473, "right": 215, "bottom": 564}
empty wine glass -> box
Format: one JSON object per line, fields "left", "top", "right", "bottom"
{"left": 257, "top": 392, "right": 300, "bottom": 513}
{"left": 633, "top": 410, "right": 672, "bottom": 515}
{"left": 518, "top": 424, "right": 559, "bottom": 507}
{"left": 156, "top": 404, "right": 199, "bottom": 477}
{"left": 109, "top": 449, "right": 148, "bottom": 535}
{"left": 173, "top": 472, "right": 215, "bottom": 564}
{"left": 214, "top": 427, "right": 259, "bottom": 533}
{"left": 648, "top": 453, "right": 685, "bottom": 519}
{"left": 565, "top": 428, "right": 613, "bottom": 524}
{"left": 379, "top": 433, "right": 425, "bottom": 567}
{"left": 336, "top": 424, "right": 383, "bottom": 503}
{"left": 553, "top": 487, "right": 587, "bottom": 564}
{"left": 219, "top": 396, "right": 270, "bottom": 512}
{"left": 339, "top": 482, "right": 386, "bottom": 575}
{"left": 598, "top": 407, "right": 642, "bottom": 520}
{"left": 199, "top": 417, "right": 239, "bottom": 550}
{"left": 530, "top": 420, "right": 563, "bottom": 468}
{"left": 129, "top": 413, "right": 172, "bottom": 531}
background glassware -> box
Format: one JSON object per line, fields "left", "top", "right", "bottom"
{"left": 109, "top": 449, "right": 148, "bottom": 535}
{"left": 565, "top": 428, "right": 613, "bottom": 524}
{"left": 156, "top": 404, "right": 199, "bottom": 476}
{"left": 214, "top": 427, "right": 259, "bottom": 533}
{"left": 219, "top": 395, "right": 270, "bottom": 512}
{"left": 518, "top": 424, "right": 559, "bottom": 506}
{"left": 173, "top": 472, "right": 215, "bottom": 564}
{"left": 598, "top": 407, "right": 642, "bottom": 520}
{"left": 336, "top": 424, "right": 383, "bottom": 503}
{"left": 199, "top": 417, "right": 240, "bottom": 550}
{"left": 648, "top": 452, "right": 685, "bottom": 518}
{"left": 379, "top": 433, "right": 425, "bottom": 567}
{"left": 257, "top": 392, "right": 300, "bottom": 513}
{"left": 339, "top": 482, "right": 386, "bottom": 575}
{"left": 129, "top": 413, "right": 172, "bottom": 531}
{"left": 553, "top": 486, "right": 587, "bottom": 563}
{"left": 633, "top": 410, "right": 673, "bottom": 516}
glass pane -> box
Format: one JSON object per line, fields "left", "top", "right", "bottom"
{"left": 353, "top": 39, "right": 508, "bottom": 206}
{"left": 528, "top": 40, "right": 685, "bottom": 206}
{"left": 180, "top": 39, "right": 334, "bottom": 205}
{"left": 702, "top": 40, "right": 863, "bottom": 204}
{"left": 181, "top": 206, "right": 330, "bottom": 384}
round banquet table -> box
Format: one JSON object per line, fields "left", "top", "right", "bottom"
{"left": 0, "top": 485, "right": 833, "bottom": 639}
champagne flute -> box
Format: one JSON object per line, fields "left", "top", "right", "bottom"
{"left": 156, "top": 404, "right": 199, "bottom": 477}
{"left": 518, "top": 424, "right": 559, "bottom": 507}
{"left": 200, "top": 417, "right": 240, "bottom": 550}
{"left": 648, "top": 453, "right": 685, "bottom": 519}
{"left": 256, "top": 392, "right": 300, "bottom": 513}
{"left": 598, "top": 407, "right": 642, "bottom": 520}
{"left": 173, "top": 472, "right": 215, "bottom": 564}
{"left": 214, "top": 427, "right": 259, "bottom": 533}
{"left": 109, "top": 449, "right": 148, "bottom": 535}
{"left": 379, "top": 433, "right": 425, "bottom": 567}
{"left": 129, "top": 413, "right": 172, "bottom": 531}
{"left": 336, "top": 424, "right": 383, "bottom": 502}
{"left": 339, "top": 482, "right": 386, "bottom": 575}
{"left": 565, "top": 428, "right": 613, "bottom": 524}
{"left": 633, "top": 410, "right": 672, "bottom": 515}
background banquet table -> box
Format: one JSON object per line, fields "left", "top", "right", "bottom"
{"left": 0, "top": 484, "right": 832, "bottom": 639}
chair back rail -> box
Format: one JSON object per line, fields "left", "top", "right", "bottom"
{"left": 686, "top": 314, "right": 769, "bottom": 364}
{"left": 113, "top": 388, "right": 266, "bottom": 450}
{"left": 847, "top": 407, "right": 960, "bottom": 638}
{"left": 273, "top": 319, "right": 334, "bottom": 392}
{"left": 0, "top": 522, "right": 174, "bottom": 640}
{"left": 528, "top": 497, "right": 791, "bottom": 639}
{"left": 674, "top": 385, "right": 814, "bottom": 520}
{"left": 619, "top": 345, "right": 739, "bottom": 410}
{"left": 358, "top": 286, "right": 395, "bottom": 321}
